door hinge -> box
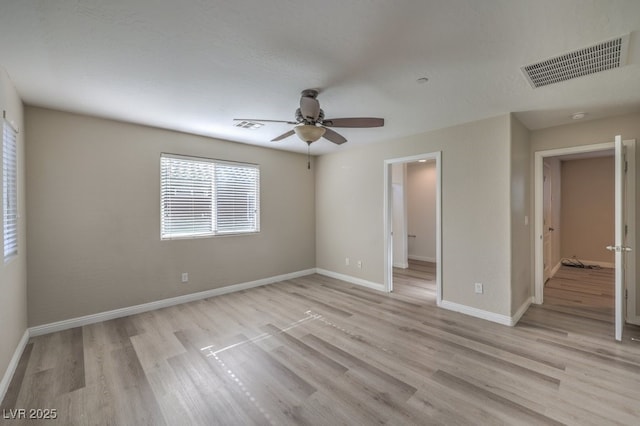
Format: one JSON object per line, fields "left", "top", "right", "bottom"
{"left": 625, "top": 224, "right": 628, "bottom": 236}
{"left": 625, "top": 161, "right": 628, "bottom": 173}
{"left": 625, "top": 289, "right": 628, "bottom": 300}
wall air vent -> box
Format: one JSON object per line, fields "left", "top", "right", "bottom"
{"left": 521, "top": 34, "right": 630, "bottom": 88}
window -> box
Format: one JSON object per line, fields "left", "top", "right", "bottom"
{"left": 3, "top": 119, "right": 18, "bottom": 260}
{"left": 160, "top": 153, "right": 260, "bottom": 239}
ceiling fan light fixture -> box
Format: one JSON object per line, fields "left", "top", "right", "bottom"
{"left": 294, "top": 124, "right": 325, "bottom": 143}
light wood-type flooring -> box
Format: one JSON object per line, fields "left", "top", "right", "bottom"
{"left": 543, "top": 265, "right": 615, "bottom": 323}
{"left": 392, "top": 259, "right": 436, "bottom": 300}
{"left": 2, "top": 270, "right": 640, "bottom": 425}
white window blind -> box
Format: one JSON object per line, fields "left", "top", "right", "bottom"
{"left": 214, "top": 163, "right": 260, "bottom": 233}
{"left": 3, "top": 119, "right": 18, "bottom": 260}
{"left": 161, "top": 154, "right": 260, "bottom": 239}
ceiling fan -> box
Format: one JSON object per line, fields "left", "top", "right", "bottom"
{"left": 234, "top": 89, "right": 384, "bottom": 146}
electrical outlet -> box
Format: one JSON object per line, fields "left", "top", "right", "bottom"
{"left": 345, "top": 257, "right": 350, "bottom": 266}
{"left": 181, "top": 272, "right": 189, "bottom": 283}
{"left": 474, "top": 282, "right": 483, "bottom": 294}
{"left": 357, "top": 260, "right": 362, "bottom": 269}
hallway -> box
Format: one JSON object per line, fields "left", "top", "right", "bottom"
{"left": 392, "top": 259, "right": 436, "bottom": 302}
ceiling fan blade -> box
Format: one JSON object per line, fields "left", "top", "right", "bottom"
{"left": 300, "top": 96, "right": 320, "bottom": 121}
{"left": 271, "top": 129, "right": 295, "bottom": 142}
{"left": 322, "top": 117, "right": 384, "bottom": 128}
{"left": 234, "top": 118, "right": 298, "bottom": 124}
{"left": 322, "top": 127, "right": 347, "bottom": 145}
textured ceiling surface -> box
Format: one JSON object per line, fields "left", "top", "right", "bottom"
{"left": 1, "top": 0, "right": 640, "bottom": 154}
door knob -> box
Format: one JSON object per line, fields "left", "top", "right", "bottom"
{"left": 607, "top": 245, "right": 633, "bottom": 252}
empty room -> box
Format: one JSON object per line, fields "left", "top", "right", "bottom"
{"left": 1, "top": 1, "right": 640, "bottom": 425}
{"left": 542, "top": 151, "right": 620, "bottom": 325}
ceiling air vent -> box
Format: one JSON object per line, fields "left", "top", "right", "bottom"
{"left": 521, "top": 34, "right": 630, "bottom": 88}
{"left": 234, "top": 120, "right": 264, "bottom": 130}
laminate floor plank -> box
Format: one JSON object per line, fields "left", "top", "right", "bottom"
{"left": 166, "top": 351, "right": 262, "bottom": 426}
{"left": 431, "top": 369, "right": 564, "bottom": 425}
{"left": 407, "top": 387, "right": 500, "bottom": 426}
{"left": 0, "top": 343, "right": 33, "bottom": 411}
{"left": 3, "top": 271, "right": 640, "bottom": 425}
{"left": 393, "top": 260, "right": 436, "bottom": 301}
{"left": 138, "top": 359, "right": 197, "bottom": 426}
{"left": 412, "top": 378, "right": 517, "bottom": 426}
{"left": 544, "top": 266, "right": 616, "bottom": 323}
{"left": 267, "top": 346, "right": 399, "bottom": 426}
{"left": 554, "top": 379, "right": 640, "bottom": 425}
{"left": 260, "top": 324, "right": 348, "bottom": 374}
{"left": 300, "top": 316, "right": 441, "bottom": 390}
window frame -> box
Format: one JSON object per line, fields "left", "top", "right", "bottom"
{"left": 160, "top": 153, "right": 260, "bottom": 240}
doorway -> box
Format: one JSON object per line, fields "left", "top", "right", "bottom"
{"left": 534, "top": 140, "right": 636, "bottom": 340}
{"left": 383, "top": 152, "right": 442, "bottom": 304}
{"left": 542, "top": 151, "right": 615, "bottom": 322}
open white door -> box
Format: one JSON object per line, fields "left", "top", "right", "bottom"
{"left": 391, "top": 164, "right": 408, "bottom": 269}
{"left": 608, "top": 135, "right": 631, "bottom": 341}
{"left": 543, "top": 162, "right": 553, "bottom": 283}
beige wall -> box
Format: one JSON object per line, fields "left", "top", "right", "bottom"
{"left": 510, "top": 115, "right": 531, "bottom": 314}
{"left": 407, "top": 161, "right": 436, "bottom": 262}
{"left": 21, "top": 106, "right": 640, "bottom": 332}
{"left": 560, "top": 156, "right": 614, "bottom": 264}
{"left": 25, "top": 107, "right": 316, "bottom": 326}
{"left": 316, "top": 114, "right": 515, "bottom": 316}
{"left": 531, "top": 111, "right": 640, "bottom": 320}
{"left": 0, "top": 68, "right": 26, "bottom": 391}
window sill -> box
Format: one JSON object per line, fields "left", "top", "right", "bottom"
{"left": 3, "top": 253, "right": 19, "bottom": 265}
{"left": 161, "top": 231, "right": 260, "bottom": 241}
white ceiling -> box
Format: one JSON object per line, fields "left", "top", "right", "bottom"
{"left": 1, "top": 0, "right": 640, "bottom": 155}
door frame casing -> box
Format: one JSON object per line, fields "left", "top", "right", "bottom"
{"left": 623, "top": 141, "right": 638, "bottom": 325}
{"left": 383, "top": 152, "right": 442, "bottom": 304}
{"left": 533, "top": 141, "right": 636, "bottom": 324}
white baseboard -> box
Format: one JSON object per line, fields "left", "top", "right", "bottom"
{"left": 551, "top": 261, "right": 562, "bottom": 278}
{"left": 0, "top": 329, "right": 29, "bottom": 405}
{"left": 439, "top": 297, "right": 533, "bottom": 327}
{"left": 315, "top": 268, "right": 386, "bottom": 292}
{"left": 408, "top": 255, "right": 436, "bottom": 263}
{"left": 511, "top": 297, "right": 534, "bottom": 326}
{"left": 393, "top": 262, "right": 409, "bottom": 269}
{"left": 29, "top": 269, "right": 316, "bottom": 337}
{"left": 317, "top": 269, "right": 532, "bottom": 326}
{"left": 438, "top": 300, "right": 512, "bottom": 326}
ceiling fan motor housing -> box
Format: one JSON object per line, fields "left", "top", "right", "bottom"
{"left": 296, "top": 108, "right": 324, "bottom": 124}
{"left": 300, "top": 89, "right": 319, "bottom": 99}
